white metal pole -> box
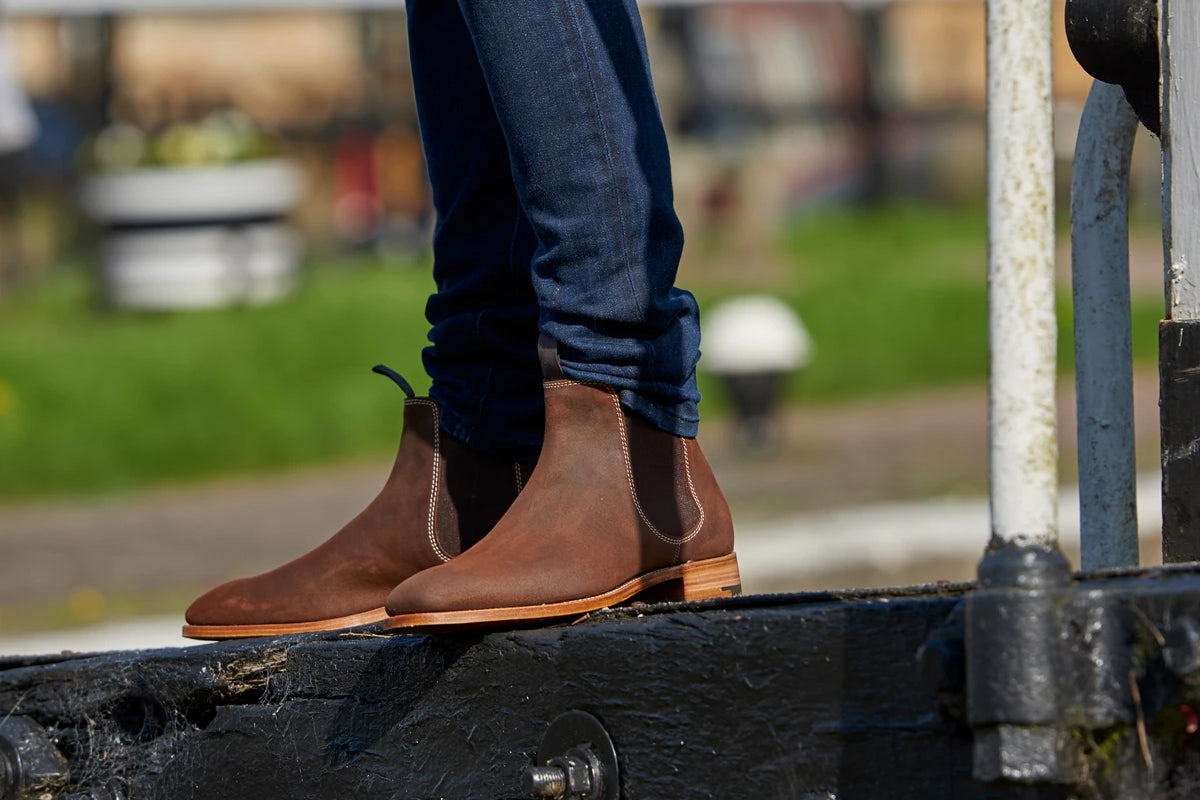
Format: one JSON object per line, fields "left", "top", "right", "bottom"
{"left": 1071, "top": 81, "right": 1140, "bottom": 571}
{"left": 986, "top": 0, "right": 1059, "bottom": 548}
{"left": 1162, "top": 0, "right": 1200, "bottom": 320}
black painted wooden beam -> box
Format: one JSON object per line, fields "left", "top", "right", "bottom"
{"left": 1161, "top": 320, "right": 1200, "bottom": 563}
{"left": 5, "top": 572, "right": 1200, "bottom": 799}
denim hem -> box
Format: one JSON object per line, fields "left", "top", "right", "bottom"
{"left": 616, "top": 389, "right": 700, "bottom": 439}
{"left": 554, "top": 362, "right": 699, "bottom": 438}
{"left": 431, "top": 390, "right": 545, "bottom": 464}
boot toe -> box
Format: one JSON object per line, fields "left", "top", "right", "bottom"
{"left": 185, "top": 578, "right": 266, "bottom": 626}
{"left": 386, "top": 565, "right": 472, "bottom": 616}
{"left": 187, "top": 570, "right": 396, "bottom": 627}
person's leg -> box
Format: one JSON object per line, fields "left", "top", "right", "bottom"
{"left": 450, "top": 0, "right": 703, "bottom": 437}
{"left": 384, "top": 0, "right": 737, "bottom": 631}
{"left": 183, "top": 0, "right": 543, "bottom": 640}
{"left": 408, "top": 0, "right": 545, "bottom": 463}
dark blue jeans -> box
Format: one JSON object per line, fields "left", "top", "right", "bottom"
{"left": 408, "top": 0, "right": 702, "bottom": 462}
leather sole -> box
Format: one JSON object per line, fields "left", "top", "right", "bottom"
{"left": 382, "top": 553, "right": 742, "bottom": 633}
{"left": 182, "top": 607, "right": 388, "bottom": 641}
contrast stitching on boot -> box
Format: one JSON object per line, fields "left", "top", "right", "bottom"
{"left": 606, "top": 390, "right": 705, "bottom": 545}
{"left": 545, "top": 378, "right": 611, "bottom": 392}
{"left": 392, "top": 556, "right": 737, "bottom": 613}
{"left": 677, "top": 441, "right": 706, "bottom": 545}
{"left": 409, "top": 398, "right": 452, "bottom": 563}
{"left": 514, "top": 463, "right": 525, "bottom": 494}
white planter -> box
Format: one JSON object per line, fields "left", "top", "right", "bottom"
{"left": 101, "top": 223, "right": 299, "bottom": 310}
{"left": 82, "top": 159, "right": 304, "bottom": 310}
{"left": 81, "top": 159, "right": 304, "bottom": 224}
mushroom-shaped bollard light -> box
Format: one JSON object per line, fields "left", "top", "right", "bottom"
{"left": 703, "top": 296, "right": 813, "bottom": 449}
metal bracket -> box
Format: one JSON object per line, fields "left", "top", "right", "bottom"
{"left": 1065, "top": 0, "right": 1160, "bottom": 134}
{"left": 0, "top": 716, "right": 70, "bottom": 800}
{"left": 522, "top": 711, "right": 619, "bottom": 800}
{"left": 923, "top": 548, "right": 1183, "bottom": 794}
{"left": 966, "top": 545, "right": 1084, "bottom": 784}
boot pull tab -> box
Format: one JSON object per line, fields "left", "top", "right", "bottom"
{"left": 372, "top": 364, "right": 416, "bottom": 398}
{"left": 538, "top": 333, "right": 566, "bottom": 380}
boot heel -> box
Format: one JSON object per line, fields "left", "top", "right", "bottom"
{"left": 663, "top": 554, "right": 742, "bottom": 602}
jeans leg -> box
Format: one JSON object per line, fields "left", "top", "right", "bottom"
{"left": 456, "top": 0, "right": 702, "bottom": 437}
{"left": 407, "top": 0, "right": 544, "bottom": 461}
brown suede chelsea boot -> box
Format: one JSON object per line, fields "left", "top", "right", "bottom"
{"left": 183, "top": 369, "right": 535, "bottom": 640}
{"left": 382, "top": 374, "right": 739, "bottom": 632}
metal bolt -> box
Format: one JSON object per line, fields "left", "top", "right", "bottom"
{"left": 522, "top": 750, "right": 598, "bottom": 799}
{"left": 0, "top": 716, "right": 69, "bottom": 800}
{"left": 973, "top": 724, "right": 1081, "bottom": 785}
{"left": 522, "top": 764, "right": 568, "bottom": 798}
{"left": 1, "top": 749, "right": 14, "bottom": 800}
{"left": 526, "top": 710, "right": 618, "bottom": 800}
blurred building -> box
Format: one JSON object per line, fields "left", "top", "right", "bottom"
{"left": 0, "top": 1, "right": 1145, "bottom": 287}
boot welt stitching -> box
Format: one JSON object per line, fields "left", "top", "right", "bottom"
{"left": 408, "top": 398, "right": 452, "bottom": 563}
{"left": 385, "top": 555, "right": 740, "bottom": 627}
{"left": 514, "top": 462, "right": 525, "bottom": 494}
{"left": 545, "top": 379, "right": 706, "bottom": 545}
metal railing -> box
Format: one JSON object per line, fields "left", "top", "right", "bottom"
{"left": 1069, "top": 0, "right": 1200, "bottom": 568}
{"left": 985, "top": 0, "right": 1060, "bottom": 555}
{"left": 1071, "top": 81, "right": 1140, "bottom": 571}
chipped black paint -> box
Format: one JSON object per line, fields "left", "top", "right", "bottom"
{"left": 1160, "top": 320, "right": 1200, "bottom": 563}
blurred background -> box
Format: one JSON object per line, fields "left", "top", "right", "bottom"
{"left": 0, "top": 0, "right": 1170, "bottom": 652}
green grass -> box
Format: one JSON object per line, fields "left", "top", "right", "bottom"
{"left": 0, "top": 205, "right": 1166, "bottom": 502}
{"left": 0, "top": 255, "right": 435, "bottom": 499}
{"left": 700, "top": 203, "right": 1163, "bottom": 403}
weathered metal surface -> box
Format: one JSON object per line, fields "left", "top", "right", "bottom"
{"left": 986, "top": 0, "right": 1060, "bottom": 550}
{"left": 8, "top": 573, "right": 1200, "bottom": 798}
{"left": 1162, "top": 0, "right": 1200, "bottom": 322}
{"left": 967, "top": 546, "right": 1080, "bottom": 784}
{"left": 1158, "top": 0, "right": 1200, "bottom": 568}
{"left": 0, "top": 715, "right": 71, "bottom": 800}
{"left": 1160, "top": 320, "right": 1200, "bottom": 564}
{"left": 525, "top": 710, "right": 619, "bottom": 800}
{"left": 1070, "top": 80, "right": 1141, "bottom": 571}
{"left": 1064, "top": 0, "right": 1160, "bottom": 134}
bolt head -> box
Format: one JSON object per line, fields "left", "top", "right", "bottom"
{"left": 553, "top": 753, "right": 594, "bottom": 797}
{"left": 1, "top": 748, "right": 15, "bottom": 800}
{"left": 973, "top": 725, "right": 1081, "bottom": 785}
{"left": 0, "top": 717, "right": 69, "bottom": 800}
